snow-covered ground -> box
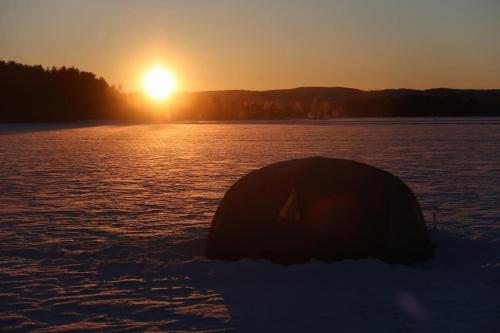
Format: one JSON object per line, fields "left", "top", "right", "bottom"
{"left": 0, "top": 119, "right": 499, "bottom": 332}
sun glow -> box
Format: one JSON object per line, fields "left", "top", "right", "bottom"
{"left": 142, "top": 66, "right": 176, "bottom": 101}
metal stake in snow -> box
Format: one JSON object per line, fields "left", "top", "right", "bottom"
{"left": 432, "top": 209, "right": 438, "bottom": 230}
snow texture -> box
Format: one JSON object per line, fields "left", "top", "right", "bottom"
{"left": 0, "top": 119, "right": 499, "bottom": 332}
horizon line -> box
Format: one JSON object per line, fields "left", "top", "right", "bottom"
{"left": 3, "top": 59, "right": 500, "bottom": 94}
{"left": 133, "top": 86, "right": 500, "bottom": 96}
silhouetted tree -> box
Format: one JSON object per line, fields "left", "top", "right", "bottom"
{"left": 1, "top": 60, "right": 499, "bottom": 122}
{"left": 0, "top": 60, "right": 125, "bottom": 122}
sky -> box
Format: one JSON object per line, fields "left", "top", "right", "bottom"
{"left": 1, "top": 0, "right": 500, "bottom": 92}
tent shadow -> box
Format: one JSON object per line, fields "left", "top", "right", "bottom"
{"left": 181, "top": 230, "right": 500, "bottom": 332}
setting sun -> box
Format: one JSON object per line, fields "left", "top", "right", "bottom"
{"left": 142, "top": 66, "right": 176, "bottom": 101}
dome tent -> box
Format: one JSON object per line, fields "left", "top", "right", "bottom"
{"left": 206, "top": 157, "right": 434, "bottom": 264}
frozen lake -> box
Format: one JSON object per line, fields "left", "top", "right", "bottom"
{"left": 0, "top": 119, "right": 499, "bottom": 332}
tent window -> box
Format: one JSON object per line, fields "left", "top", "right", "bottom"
{"left": 278, "top": 188, "right": 301, "bottom": 223}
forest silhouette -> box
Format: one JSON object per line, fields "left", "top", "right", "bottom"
{"left": 0, "top": 60, "right": 125, "bottom": 122}
{"left": 1, "top": 60, "right": 500, "bottom": 122}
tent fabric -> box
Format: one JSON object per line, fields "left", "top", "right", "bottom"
{"left": 206, "top": 157, "right": 434, "bottom": 264}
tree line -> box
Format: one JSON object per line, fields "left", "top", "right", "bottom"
{"left": 0, "top": 60, "right": 124, "bottom": 122}
{"left": 1, "top": 60, "right": 499, "bottom": 122}
{"left": 168, "top": 88, "right": 500, "bottom": 120}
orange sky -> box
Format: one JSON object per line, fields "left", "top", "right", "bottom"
{"left": 1, "top": 0, "right": 500, "bottom": 92}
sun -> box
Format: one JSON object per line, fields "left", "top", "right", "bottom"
{"left": 142, "top": 66, "right": 176, "bottom": 101}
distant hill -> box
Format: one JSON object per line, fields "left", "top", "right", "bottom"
{"left": 169, "top": 86, "right": 500, "bottom": 120}
{"left": 1, "top": 60, "right": 500, "bottom": 122}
